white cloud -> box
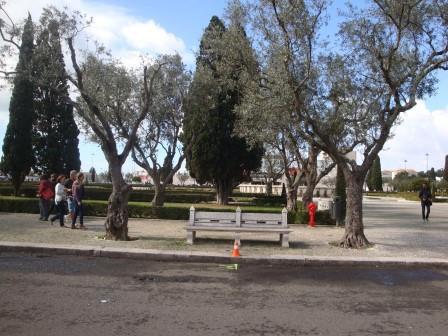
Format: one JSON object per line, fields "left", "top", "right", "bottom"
{"left": 381, "top": 100, "right": 448, "bottom": 171}
{"left": 121, "top": 20, "right": 186, "bottom": 53}
{"left": 1, "top": 0, "right": 193, "bottom": 66}
{"left": 0, "top": 0, "right": 193, "bottom": 170}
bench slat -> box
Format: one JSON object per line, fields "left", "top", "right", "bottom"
{"left": 186, "top": 226, "right": 292, "bottom": 233}
{"left": 195, "top": 212, "right": 234, "bottom": 220}
{"left": 241, "top": 213, "right": 282, "bottom": 221}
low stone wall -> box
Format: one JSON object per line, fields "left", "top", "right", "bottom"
{"left": 238, "top": 184, "right": 334, "bottom": 198}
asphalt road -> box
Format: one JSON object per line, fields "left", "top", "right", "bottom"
{"left": 1, "top": 254, "right": 448, "bottom": 336}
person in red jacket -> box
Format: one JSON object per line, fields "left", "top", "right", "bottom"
{"left": 37, "top": 174, "right": 54, "bottom": 221}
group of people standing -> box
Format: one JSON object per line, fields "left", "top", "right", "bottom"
{"left": 37, "top": 170, "right": 86, "bottom": 229}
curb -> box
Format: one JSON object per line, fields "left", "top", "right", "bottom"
{"left": 1, "top": 241, "right": 448, "bottom": 268}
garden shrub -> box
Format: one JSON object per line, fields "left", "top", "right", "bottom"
{"left": 288, "top": 209, "right": 335, "bottom": 225}
{"left": 0, "top": 196, "right": 301, "bottom": 221}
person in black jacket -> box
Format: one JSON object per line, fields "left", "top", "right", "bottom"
{"left": 418, "top": 183, "right": 432, "bottom": 222}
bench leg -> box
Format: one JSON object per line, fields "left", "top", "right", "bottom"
{"left": 187, "top": 231, "right": 196, "bottom": 245}
{"left": 280, "top": 233, "right": 289, "bottom": 248}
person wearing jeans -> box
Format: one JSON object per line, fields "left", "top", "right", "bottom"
{"left": 418, "top": 183, "right": 432, "bottom": 221}
{"left": 37, "top": 175, "right": 54, "bottom": 221}
{"left": 50, "top": 175, "right": 68, "bottom": 227}
{"left": 65, "top": 170, "right": 77, "bottom": 221}
{"left": 71, "top": 172, "right": 86, "bottom": 229}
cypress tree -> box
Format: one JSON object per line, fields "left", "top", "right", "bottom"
{"left": 366, "top": 166, "right": 373, "bottom": 191}
{"left": 89, "top": 167, "right": 96, "bottom": 183}
{"left": 32, "top": 20, "right": 80, "bottom": 175}
{"left": 444, "top": 155, "right": 448, "bottom": 181}
{"left": 429, "top": 167, "right": 436, "bottom": 181}
{"left": 335, "top": 165, "right": 346, "bottom": 225}
{"left": 372, "top": 156, "right": 383, "bottom": 192}
{"left": 182, "top": 16, "right": 262, "bottom": 205}
{"left": 0, "top": 15, "right": 35, "bottom": 195}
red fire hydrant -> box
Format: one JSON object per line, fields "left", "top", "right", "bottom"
{"left": 308, "top": 202, "right": 317, "bottom": 228}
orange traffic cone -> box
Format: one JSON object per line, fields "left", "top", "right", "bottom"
{"left": 232, "top": 240, "right": 241, "bottom": 257}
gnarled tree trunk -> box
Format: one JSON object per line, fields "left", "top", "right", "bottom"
{"left": 286, "top": 184, "right": 298, "bottom": 211}
{"left": 152, "top": 181, "right": 166, "bottom": 207}
{"left": 105, "top": 163, "right": 130, "bottom": 240}
{"left": 266, "top": 180, "right": 273, "bottom": 196}
{"left": 302, "top": 181, "right": 317, "bottom": 208}
{"left": 340, "top": 174, "right": 370, "bottom": 248}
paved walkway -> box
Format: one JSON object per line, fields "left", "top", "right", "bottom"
{"left": 0, "top": 197, "right": 447, "bottom": 262}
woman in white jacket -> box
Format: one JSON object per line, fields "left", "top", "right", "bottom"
{"left": 50, "top": 175, "right": 68, "bottom": 227}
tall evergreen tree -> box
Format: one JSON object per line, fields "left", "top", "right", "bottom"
{"left": 429, "top": 167, "right": 436, "bottom": 182}
{"left": 444, "top": 155, "right": 448, "bottom": 182}
{"left": 335, "top": 165, "right": 346, "bottom": 226}
{"left": 32, "top": 20, "right": 80, "bottom": 175}
{"left": 182, "top": 16, "right": 262, "bottom": 205}
{"left": 0, "top": 15, "right": 35, "bottom": 195}
{"left": 366, "top": 165, "right": 374, "bottom": 191}
{"left": 89, "top": 167, "right": 96, "bottom": 183}
{"left": 372, "top": 156, "right": 383, "bottom": 192}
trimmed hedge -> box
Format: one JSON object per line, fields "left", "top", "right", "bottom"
{"left": 0, "top": 185, "right": 215, "bottom": 203}
{"left": 288, "top": 210, "right": 335, "bottom": 226}
{"left": 0, "top": 184, "right": 290, "bottom": 206}
{"left": 0, "top": 196, "right": 334, "bottom": 224}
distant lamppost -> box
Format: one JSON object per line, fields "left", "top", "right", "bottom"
{"left": 425, "top": 153, "right": 429, "bottom": 174}
{"left": 404, "top": 159, "right": 407, "bottom": 172}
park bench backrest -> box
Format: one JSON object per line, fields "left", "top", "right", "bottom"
{"left": 193, "top": 211, "right": 236, "bottom": 226}
{"left": 189, "top": 207, "right": 288, "bottom": 228}
{"left": 240, "top": 212, "right": 283, "bottom": 227}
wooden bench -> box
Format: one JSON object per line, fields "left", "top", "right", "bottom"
{"left": 186, "top": 207, "right": 292, "bottom": 247}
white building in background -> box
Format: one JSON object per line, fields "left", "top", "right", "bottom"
{"left": 134, "top": 169, "right": 198, "bottom": 186}
{"left": 382, "top": 169, "right": 418, "bottom": 180}
{"left": 239, "top": 152, "right": 357, "bottom": 198}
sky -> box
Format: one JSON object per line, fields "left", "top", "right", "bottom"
{"left": 0, "top": 0, "right": 447, "bottom": 175}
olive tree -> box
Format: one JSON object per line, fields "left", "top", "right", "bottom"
{"left": 258, "top": 144, "right": 284, "bottom": 196}
{"left": 130, "top": 54, "right": 191, "bottom": 206}
{"left": 39, "top": 8, "right": 169, "bottom": 240}
{"left": 236, "top": 0, "right": 448, "bottom": 247}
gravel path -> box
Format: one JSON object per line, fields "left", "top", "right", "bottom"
{"left": 1, "top": 197, "right": 447, "bottom": 259}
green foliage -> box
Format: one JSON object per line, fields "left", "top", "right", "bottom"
{"left": 366, "top": 167, "right": 373, "bottom": 192}
{"left": 444, "top": 155, "right": 448, "bottom": 181}
{"left": 131, "top": 54, "right": 191, "bottom": 206}
{"left": 0, "top": 196, "right": 332, "bottom": 223}
{"left": 182, "top": 16, "right": 263, "bottom": 203}
{"left": 372, "top": 156, "right": 383, "bottom": 192}
{"left": 89, "top": 167, "right": 96, "bottom": 182}
{"left": 437, "top": 179, "right": 448, "bottom": 194}
{"left": 428, "top": 167, "right": 436, "bottom": 182}
{"left": 0, "top": 184, "right": 216, "bottom": 203}
{"left": 32, "top": 20, "right": 80, "bottom": 175}
{"left": 1, "top": 15, "right": 35, "bottom": 195}
{"left": 132, "top": 176, "right": 142, "bottom": 183}
{"left": 288, "top": 210, "right": 335, "bottom": 226}
{"left": 392, "top": 173, "right": 428, "bottom": 192}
